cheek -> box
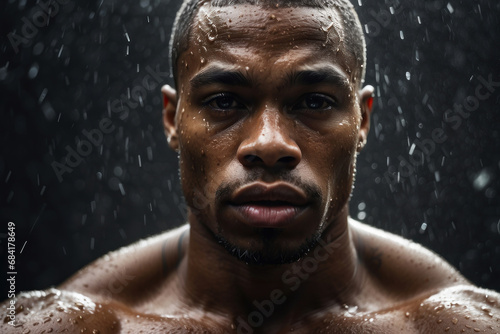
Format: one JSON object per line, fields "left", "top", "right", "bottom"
{"left": 177, "top": 119, "right": 211, "bottom": 204}
{"left": 313, "top": 122, "right": 358, "bottom": 170}
{"left": 332, "top": 126, "right": 359, "bottom": 182}
{"left": 177, "top": 118, "right": 239, "bottom": 208}
{"left": 311, "top": 123, "right": 359, "bottom": 198}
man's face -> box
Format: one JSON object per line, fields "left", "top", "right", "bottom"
{"left": 164, "top": 4, "right": 372, "bottom": 264}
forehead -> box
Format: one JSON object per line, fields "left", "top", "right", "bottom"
{"left": 178, "top": 4, "right": 358, "bottom": 87}
{"left": 196, "top": 5, "right": 343, "bottom": 45}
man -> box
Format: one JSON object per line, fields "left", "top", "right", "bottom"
{"left": 2, "top": 0, "right": 499, "bottom": 333}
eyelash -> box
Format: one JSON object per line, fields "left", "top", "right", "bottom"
{"left": 202, "top": 93, "right": 245, "bottom": 112}
{"left": 201, "top": 93, "right": 338, "bottom": 115}
{"left": 291, "top": 94, "right": 337, "bottom": 112}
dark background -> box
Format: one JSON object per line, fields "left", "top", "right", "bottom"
{"left": 1, "top": 0, "right": 499, "bottom": 297}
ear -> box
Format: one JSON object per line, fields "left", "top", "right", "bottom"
{"left": 357, "top": 85, "right": 374, "bottom": 152}
{"left": 161, "top": 84, "right": 179, "bottom": 151}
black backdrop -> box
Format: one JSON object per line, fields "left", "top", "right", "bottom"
{"left": 1, "top": 0, "right": 499, "bottom": 298}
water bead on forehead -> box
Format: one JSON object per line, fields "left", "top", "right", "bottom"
{"left": 320, "top": 13, "right": 344, "bottom": 46}
{"left": 197, "top": 3, "right": 219, "bottom": 43}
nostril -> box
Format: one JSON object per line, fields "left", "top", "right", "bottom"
{"left": 244, "top": 155, "right": 262, "bottom": 163}
{"left": 278, "top": 156, "right": 296, "bottom": 164}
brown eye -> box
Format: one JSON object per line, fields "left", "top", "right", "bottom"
{"left": 296, "top": 94, "right": 336, "bottom": 111}
{"left": 305, "top": 96, "right": 327, "bottom": 109}
{"left": 205, "top": 93, "right": 244, "bottom": 110}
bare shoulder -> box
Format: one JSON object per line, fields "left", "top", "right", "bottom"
{"left": 0, "top": 225, "right": 190, "bottom": 333}
{"left": 343, "top": 285, "right": 500, "bottom": 333}
{"left": 411, "top": 285, "right": 500, "bottom": 333}
{"left": 0, "top": 287, "right": 208, "bottom": 334}
{"left": 0, "top": 288, "right": 120, "bottom": 333}
{"left": 60, "top": 224, "right": 189, "bottom": 304}
{"left": 349, "top": 219, "right": 469, "bottom": 299}
{"left": 349, "top": 220, "right": 500, "bottom": 332}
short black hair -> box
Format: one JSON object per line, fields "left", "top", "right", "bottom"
{"left": 169, "top": 0, "right": 366, "bottom": 89}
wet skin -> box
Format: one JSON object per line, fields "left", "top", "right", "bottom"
{"left": 2, "top": 4, "right": 500, "bottom": 334}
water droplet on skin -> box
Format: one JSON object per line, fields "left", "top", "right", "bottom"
{"left": 322, "top": 22, "right": 335, "bottom": 32}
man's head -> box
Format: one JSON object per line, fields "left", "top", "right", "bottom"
{"left": 162, "top": 0, "right": 374, "bottom": 265}
{"left": 169, "top": 0, "right": 367, "bottom": 90}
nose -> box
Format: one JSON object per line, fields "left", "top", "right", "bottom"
{"left": 237, "top": 110, "right": 301, "bottom": 169}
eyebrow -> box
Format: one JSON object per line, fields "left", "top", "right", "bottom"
{"left": 287, "top": 67, "right": 351, "bottom": 90}
{"left": 189, "top": 65, "right": 351, "bottom": 91}
{"left": 190, "top": 67, "right": 251, "bottom": 89}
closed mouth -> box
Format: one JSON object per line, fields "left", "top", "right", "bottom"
{"left": 228, "top": 182, "right": 310, "bottom": 227}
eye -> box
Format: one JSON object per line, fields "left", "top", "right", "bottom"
{"left": 203, "top": 93, "right": 245, "bottom": 111}
{"left": 293, "top": 94, "right": 337, "bottom": 112}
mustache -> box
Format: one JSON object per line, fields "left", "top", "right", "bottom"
{"left": 215, "top": 172, "right": 322, "bottom": 204}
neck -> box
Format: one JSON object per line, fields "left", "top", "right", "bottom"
{"left": 177, "top": 206, "right": 364, "bottom": 322}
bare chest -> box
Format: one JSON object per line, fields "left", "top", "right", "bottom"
{"left": 115, "top": 311, "right": 417, "bottom": 334}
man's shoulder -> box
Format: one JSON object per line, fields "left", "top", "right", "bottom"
{"left": 60, "top": 224, "right": 189, "bottom": 304}
{"left": 410, "top": 285, "right": 500, "bottom": 333}
{"left": 350, "top": 219, "right": 469, "bottom": 299}
{"left": 0, "top": 225, "right": 191, "bottom": 333}
{"left": 344, "top": 285, "right": 500, "bottom": 333}
{"left": 0, "top": 288, "right": 121, "bottom": 333}
{"left": 0, "top": 287, "right": 210, "bottom": 334}
{"left": 350, "top": 220, "right": 500, "bottom": 331}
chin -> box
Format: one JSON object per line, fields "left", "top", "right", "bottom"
{"left": 213, "top": 227, "right": 322, "bottom": 265}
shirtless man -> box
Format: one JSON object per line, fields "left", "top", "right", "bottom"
{"left": 2, "top": 0, "right": 499, "bottom": 333}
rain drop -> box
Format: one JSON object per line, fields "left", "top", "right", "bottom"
{"left": 28, "top": 63, "right": 39, "bottom": 79}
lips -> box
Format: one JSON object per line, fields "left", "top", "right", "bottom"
{"left": 228, "top": 182, "right": 309, "bottom": 227}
